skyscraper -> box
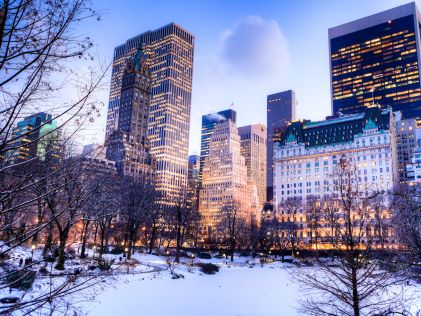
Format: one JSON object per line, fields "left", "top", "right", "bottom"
{"left": 329, "top": 2, "right": 421, "bottom": 118}
{"left": 105, "top": 23, "right": 194, "bottom": 199}
{"left": 199, "top": 120, "right": 259, "bottom": 238}
{"left": 238, "top": 124, "right": 267, "bottom": 208}
{"left": 4, "top": 112, "right": 59, "bottom": 165}
{"left": 188, "top": 154, "right": 200, "bottom": 188}
{"left": 395, "top": 116, "right": 421, "bottom": 181}
{"left": 199, "top": 109, "right": 237, "bottom": 182}
{"left": 188, "top": 154, "right": 200, "bottom": 208}
{"left": 106, "top": 48, "right": 154, "bottom": 179}
{"left": 266, "top": 90, "right": 296, "bottom": 202}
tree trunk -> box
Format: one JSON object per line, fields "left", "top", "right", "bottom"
{"left": 55, "top": 234, "right": 68, "bottom": 270}
{"left": 99, "top": 225, "right": 106, "bottom": 258}
{"left": 149, "top": 223, "right": 157, "bottom": 254}
{"left": 80, "top": 220, "right": 90, "bottom": 258}
{"left": 230, "top": 237, "right": 235, "bottom": 262}
{"left": 176, "top": 223, "right": 181, "bottom": 263}
{"left": 351, "top": 266, "right": 360, "bottom": 316}
{"left": 127, "top": 229, "right": 135, "bottom": 260}
{"left": 43, "top": 221, "right": 54, "bottom": 257}
{"left": 105, "top": 220, "right": 111, "bottom": 252}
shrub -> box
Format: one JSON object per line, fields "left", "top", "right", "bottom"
{"left": 65, "top": 246, "right": 76, "bottom": 256}
{"left": 6, "top": 270, "right": 36, "bottom": 290}
{"left": 98, "top": 259, "right": 113, "bottom": 271}
{"left": 198, "top": 263, "right": 219, "bottom": 275}
{"left": 197, "top": 252, "right": 212, "bottom": 259}
{"left": 109, "top": 246, "right": 124, "bottom": 255}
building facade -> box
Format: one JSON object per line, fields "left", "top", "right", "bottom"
{"left": 238, "top": 124, "right": 267, "bottom": 208}
{"left": 199, "top": 120, "right": 259, "bottom": 238}
{"left": 199, "top": 109, "right": 237, "bottom": 183}
{"left": 406, "top": 148, "right": 421, "bottom": 183}
{"left": 106, "top": 48, "right": 155, "bottom": 179}
{"left": 4, "top": 112, "right": 59, "bottom": 165}
{"left": 187, "top": 154, "right": 200, "bottom": 207}
{"left": 273, "top": 107, "right": 398, "bottom": 244}
{"left": 82, "top": 143, "right": 106, "bottom": 160}
{"left": 106, "top": 23, "right": 194, "bottom": 200}
{"left": 267, "top": 90, "right": 297, "bottom": 202}
{"left": 395, "top": 116, "right": 421, "bottom": 181}
{"left": 329, "top": 2, "right": 421, "bottom": 118}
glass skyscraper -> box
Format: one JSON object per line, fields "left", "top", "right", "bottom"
{"left": 329, "top": 2, "right": 421, "bottom": 118}
{"left": 106, "top": 23, "right": 194, "bottom": 200}
{"left": 199, "top": 109, "right": 237, "bottom": 183}
{"left": 5, "top": 112, "right": 58, "bottom": 165}
{"left": 266, "top": 90, "right": 296, "bottom": 202}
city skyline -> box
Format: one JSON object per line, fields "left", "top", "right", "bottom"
{"left": 1, "top": 1, "right": 420, "bottom": 315}
{"left": 74, "top": 0, "right": 419, "bottom": 154}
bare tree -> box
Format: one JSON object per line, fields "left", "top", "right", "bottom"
{"left": 392, "top": 184, "right": 421, "bottom": 261}
{"left": 306, "top": 195, "right": 322, "bottom": 250}
{"left": 169, "top": 189, "right": 201, "bottom": 262}
{"left": 119, "top": 175, "right": 158, "bottom": 260}
{"left": 278, "top": 197, "right": 302, "bottom": 256}
{"left": 0, "top": 1, "right": 119, "bottom": 314}
{"left": 0, "top": 0, "right": 107, "bottom": 252}
{"left": 219, "top": 202, "right": 249, "bottom": 262}
{"left": 295, "top": 161, "right": 409, "bottom": 316}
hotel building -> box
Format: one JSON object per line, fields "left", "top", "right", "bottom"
{"left": 273, "top": 106, "right": 398, "bottom": 244}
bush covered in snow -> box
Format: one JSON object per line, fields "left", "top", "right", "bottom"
{"left": 6, "top": 269, "right": 36, "bottom": 290}
{"left": 198, "top": 263, "right": 219, "bottom": 275}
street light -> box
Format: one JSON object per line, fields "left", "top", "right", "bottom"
{"left": 31, "top": 244, "right": 36, "bottom": 260}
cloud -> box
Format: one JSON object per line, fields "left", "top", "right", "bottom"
{"left": 220, "top": 16, "right": 290, "bottom": 83}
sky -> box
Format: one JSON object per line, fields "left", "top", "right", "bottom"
{"left": 75, "top": 0, "right": 421, "bottom": 154}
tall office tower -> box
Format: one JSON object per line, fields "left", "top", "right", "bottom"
{"left": 105, "top": 23, "right": 194, "bottom": 197}
{"left": 4, "top": 112, "right": 58, "bottom": 165}
{"left": 199, "top": 109, "right": 237, "bottom": 182}
{"left": 188, "top": 154, "right": 200, "bottom": 188}
{"left": 395, "top": 116, "right": 421, "bottom": 181}
{"left": 199, "top": 120, "right": 259, "bottom": 237}
{"left": 106, "top": 48, "right": 154, "bottom": 179}
{"left": 187, "top": 154, "right": 200, "bottom": 208}
{"left": 266, "top": 90, "right": 296, "bottom": 202}
{"left": 238, "top": 124, "right": 267, "bottom": 208}
{"left": 329, "top": 2, "right": 421, "bottom": 118}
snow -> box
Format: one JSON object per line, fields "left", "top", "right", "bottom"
{"left": 1, "top": 246, "right": 420, "bottom": 316}
{"left": 86, "top": 255, "right": 301, "bottom": 316}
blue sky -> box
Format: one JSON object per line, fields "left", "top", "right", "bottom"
{"left": 80, "top": 0, "right": 420, "bottom": 154}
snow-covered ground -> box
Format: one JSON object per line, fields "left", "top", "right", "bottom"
{"left": 87, "top": 255, "right": 300, "bottom": 316}
{"left": 1, "top": 245, "right": 420, "bottom": 316}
